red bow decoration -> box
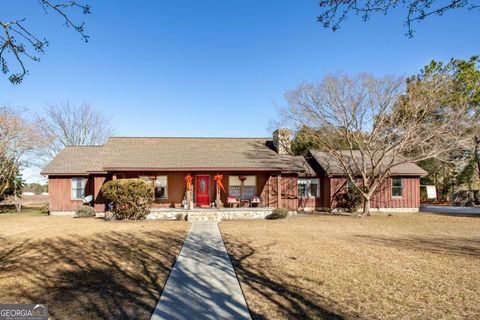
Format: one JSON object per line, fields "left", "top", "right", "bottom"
{"left": 185, "top": 174, "right": 193, "bottom": 190}
{"left": 214, "top": 174, "right": 225, "bottom": 193}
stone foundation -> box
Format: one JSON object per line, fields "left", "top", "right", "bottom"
{"left": 368, "top": 207, "right": 419, "bottom": 213}
{"left": 299, "top": 207, "right": 330, "bottom": 213}
{"left": 147, "top": 208, "right": 274, "bottom": 222}
{"left": 331, "top": 207, "right": 419, "bottom": 213}
{"left": 50, "top": 211, "right": 75, "bottom": 216}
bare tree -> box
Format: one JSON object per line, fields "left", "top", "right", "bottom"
{"left": 42, "top": 102, "right": 114, "bottom": 158}
{"left": 0, "top": 106, "right": 49, "bottom": 211}
{"left": 1, "top": 1, "right": 91, "bottom": 84}
{"left": 318, "top": 0, "right": 480, "bottom": 37}
{"left": 281, "top": 73, "right": 470, "bottom": 214}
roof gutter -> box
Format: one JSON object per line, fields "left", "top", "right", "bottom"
{"left": 102, "top": 167, "right": 286, "bottom": 172}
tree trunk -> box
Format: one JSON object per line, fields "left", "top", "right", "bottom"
{"left": 475, "top": 135, "right": 480, "bottom": 179}
{"left": 363, "top": 197, "right": 371, "bottom": 216}
{"left": 14, "top": 193, "right": 21, "bottom": 213}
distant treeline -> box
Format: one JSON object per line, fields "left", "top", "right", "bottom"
{"left": 23, "top": 183, "right": 48, "bottom": 195}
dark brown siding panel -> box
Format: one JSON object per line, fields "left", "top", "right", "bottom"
{"left": 322, "top": 177, "right": 331, "bottom": 208}
{"left": 264, "top": 175, "right": 278, "bottom": 208}
{"left": 281, "top": 175, "right": 298, "bottom": 210}
{"left": 93, "top": 175, "right": 108, "bottom": 212}
{"left": 330, "top": 177, "right": 347, "bottom": 209}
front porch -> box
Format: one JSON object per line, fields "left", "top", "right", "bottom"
{"left": 147, "top": 207, "right": 275, "bottom": 222}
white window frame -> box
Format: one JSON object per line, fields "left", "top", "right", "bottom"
{"left": 391, "top": 177, "right": 403, "bottom": 198}
{"left": 71, "top": 177, "right": 86, "bottom": 200}
{"left": 298, "top": 178, "right": 320, "bottom": 198}
{"left": 228, "top": 175, "right": 257, "bottom": 199}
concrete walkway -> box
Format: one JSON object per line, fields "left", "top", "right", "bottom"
{"left": 151, "top": 221, "right": 251, "bottom": 320}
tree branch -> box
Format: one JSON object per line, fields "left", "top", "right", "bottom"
{"left": 0, "top": 1, "right": 90, "bottom": 84}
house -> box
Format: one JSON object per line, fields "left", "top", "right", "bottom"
{"left": 41, "top": 129, "right": 427, "bottom": 215}
{"left": 305, "top": 150, "right": 427, "bottom": 212}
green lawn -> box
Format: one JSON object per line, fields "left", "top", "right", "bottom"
{"left": 0, "top": 206, "right": 45, "bottom": 216}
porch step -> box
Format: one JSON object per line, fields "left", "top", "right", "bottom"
{"left": 187, "top": 211, "right": 221, "bottom": 222}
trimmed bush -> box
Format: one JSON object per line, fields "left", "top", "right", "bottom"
{"left": 266, "top": 208, "right": 289, "bottom": 219}
{"left": 75, "top": 205, "right": 95, "bottom": 218}
{"left": 336, "top": 186, "right": 364, "bottom": 213}
{"left": 101, "top": 179, "right": 154, "bottom": 220}
{"left": 40, "top": 204, "right": 49, "bottom": 215}
{"left": 344, "top": 186, "right": 364, "bottom": 213}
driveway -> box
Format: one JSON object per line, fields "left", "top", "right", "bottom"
{"left": 420, "top": 205, "right": 480, "bottom": 216}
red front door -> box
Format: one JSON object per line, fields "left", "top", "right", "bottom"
{"left": 195, "top": 175, "right": 210, "bottom": 207}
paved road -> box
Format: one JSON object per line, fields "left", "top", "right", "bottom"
{"left": 420, "top": 205, "right": 480, "bottom": 215}
{"left": 151, "top": 221, "right": 251, "bottom": 320}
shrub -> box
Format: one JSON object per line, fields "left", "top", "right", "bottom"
{"left": 337, "top": 186, "right": 364, "bottom": 213}
{"left": 266, "top": 208, "right": 289, "bottom": 219}
{"left": 75, "top": 205, "right": 95, "bottom": 217}
{"left": 40, "top": 204, "right": 49, "bottom": 215}
{"left": 451, "top": 190, "right": 480, "bottom": 207}
{"left": 101, "top": 179, "right": 154, "bottom": 220}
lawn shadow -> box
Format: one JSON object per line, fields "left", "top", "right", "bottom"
{"left": 0, "top": 229, "right": 185, "bottom": 319}
{"left": 222, "top": 234, "right": 345, "bottom": 320}
{"left": 421, "top": 211, "right": 480, "bottom": 218}
{"left": 354, "top": 235, "right": 480, "bottom": 257}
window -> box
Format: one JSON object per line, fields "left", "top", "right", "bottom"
{"left": 347, "top": 179, "right": 354, "bottom": 190}
{"left": 139, "top": 175, "right": 152, "bottom": 184}
{"left": 71, "top": 177, "right": 86, "bottom": 200}
{"left": 228, "top": 175, "right": 256, "bottom": 199}
{"left": 392, "top": 177, "right": 403, "bottom": 197}
{"left": 155, "top": 176, "right": 168, "bottom": 199}
{"left": 298, "top": 178, "right": 320, "bottom": 197}
{"left": 139, "top": 175, "right": 168, "bottom": 199}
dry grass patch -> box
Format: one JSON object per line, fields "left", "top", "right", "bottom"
{"left": 220, "top": 213, "right": 480, "bottom": 320}
{"left": 0, "top": 215, "right": 189, "bottom": 319}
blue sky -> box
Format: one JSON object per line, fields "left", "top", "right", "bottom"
{"left": 1, "top": 1, "right": 479, "bottom": 182}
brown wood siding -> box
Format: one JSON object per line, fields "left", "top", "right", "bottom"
{"left": 49, "top": 176, "right": 92, "bottom": 211}
{"left": 281, "top": 174, "right": 298, "bottom": 210}
{"left": 322, "top": 177, "right": 331, "bottom": 208}
{"left": 261, "top": 174, "right": 298, "bottom": 210}
{"left": 93, "top": 175, "right": 109, "bottom": 212}
{"left": 49, "top": 171, "right": 302, "bottom": 211}
{"left": 329, "top": 177, "right": 347, "bottom": 209}
{"left": 370, "top": 177, "right": 420, "bottom": 209}
{"left": 328, "top": 176, "right": 421, "bottom": 210}
{"left": 262, "top": 175, "right": 277, "bottom": 208}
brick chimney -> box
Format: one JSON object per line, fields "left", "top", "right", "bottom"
{"left": 273, "top": 128, "right": 292, "bottom": 155}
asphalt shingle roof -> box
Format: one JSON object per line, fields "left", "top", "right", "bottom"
{"left": 41, "top": 137, "right": 313, "bottom": 175}
{"left": 308, "top": 150, "right": 427, "bottom": 176}
{"left": 41, "top": 146, "right": 105, "bottom": 175}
